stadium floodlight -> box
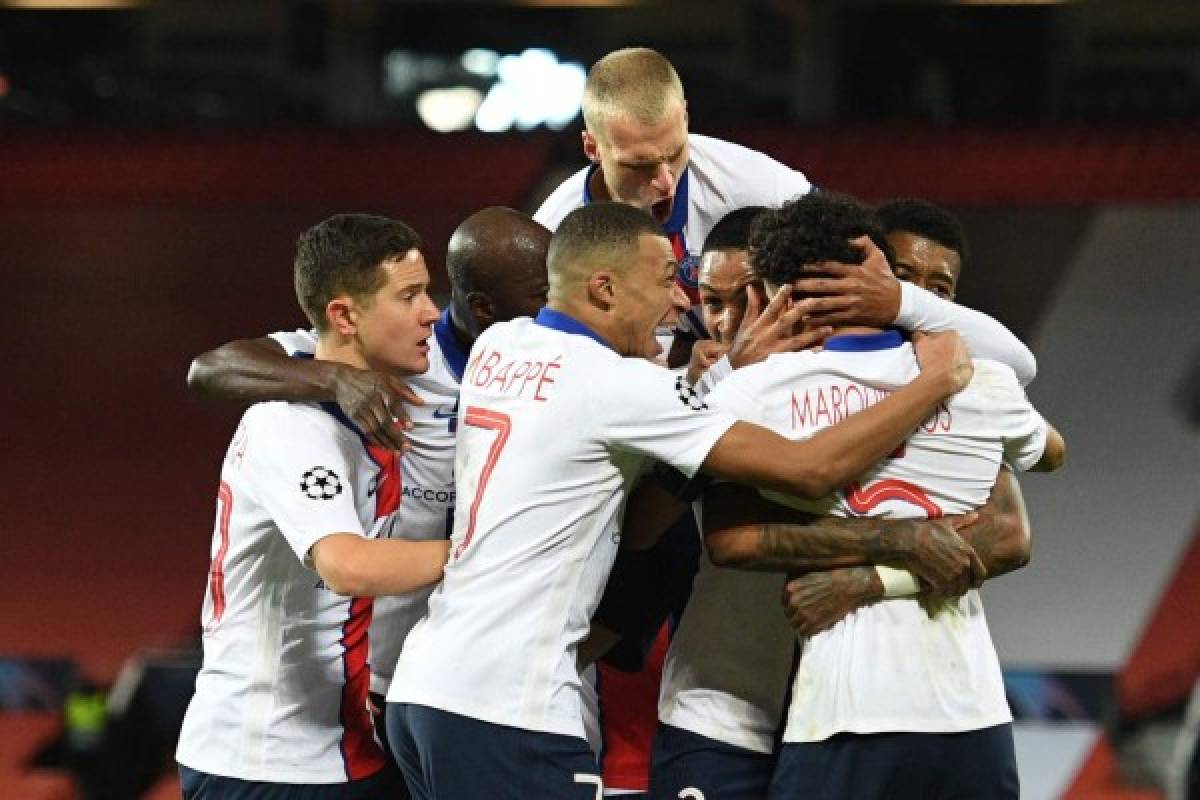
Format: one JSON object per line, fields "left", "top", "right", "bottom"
{"left": 461, "top": 48, "right": 500, "bottom": 78}
{"left": 416, "top": 87, "right": 484, "bottom": 133}
{"left": 472, "top": 48, "right": 585, "bottom": 133}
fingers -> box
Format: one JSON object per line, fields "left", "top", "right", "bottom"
{"left": 387, "top": 376, "right": 423, "bottom": 407}
{"left": 356, "top": 406, "right": 405, "bottom": 451}
{"left": 791, "top": 276, "right": 858, "bottom": 296}
{"left": 794, "top": 294, "right": 857, "bottom": 315}
{"left": 800, "top": 261, "right": 857, "bottom": 278}
{"left": 851, "top": 235, "right": 883, "bottom": 263}
{"left": 781, "top": 327, "right": 833, "bottom": 354}
{"left": 951, "top": 511, "right": 979, "bottom": 531}
{"left": 968, "top": 549, "right": 988, "bottom": 589}
{"left": 739, "top": 281, "right": 766, "bottom": 332}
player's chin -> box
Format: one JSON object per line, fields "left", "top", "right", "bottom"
{"left": 399, "top": 352, "right": 430, "bottom": 376}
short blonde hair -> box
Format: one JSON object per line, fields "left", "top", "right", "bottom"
{"left": 582, "top": 47, "right": 685, "bottom": 138}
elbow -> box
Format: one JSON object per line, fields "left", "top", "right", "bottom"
{"left": 316, "top": 558, "right": 370, "bottom": 597}
{"left": 703, "top": 529, "right": 755, "bottom": 569}
{"left": 1032, "top": 434, "right": 1066, "bottom": 473}
{"left": 1017, "top": 354, "right": 1038, "bottom": 388}
{"left": 706, "top": 540, "right": 739, "bottom": 569}
{"left": 789, "top": 461, "right": 839, "bottom": 500}
{"left": 186, "top": 353, "right": 218, "bottom": 396}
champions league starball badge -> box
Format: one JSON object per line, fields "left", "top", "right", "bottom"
{"left": 674, "top": 375, "right": 708, "bottom": 411}
{"left": 300, "top": 466, "right": 343, "bottom": 500}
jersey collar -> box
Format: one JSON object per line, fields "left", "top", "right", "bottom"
{"left": 290, "top": 352, "right": 373, "bottom": 441}
{"left": 823, "top": 328, "right": 906, "bottom": 352}
{"left": 534, "top": 307, "right": 614, "bottom": 351}
{"left": 433, "top": 306, "right": 469, "bottom": 381}
{"left": 582, "top": 161, "right": 691, "bottom": 236}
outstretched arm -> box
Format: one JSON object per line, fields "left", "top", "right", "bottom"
{"left": 787, "top": 240, "right": 1037, "bottom": 386}
{"left": 187, "top": 336, "right": 419, "bottom": 450}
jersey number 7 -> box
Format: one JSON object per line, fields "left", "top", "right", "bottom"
{"left": 453, "top": 406, "right": 512, "bottom": 561}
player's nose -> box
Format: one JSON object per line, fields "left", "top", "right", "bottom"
{"left": 650, "top": 163, "right": 674, "bottom": 194}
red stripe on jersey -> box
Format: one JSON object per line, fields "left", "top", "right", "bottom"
{"left": 338, "top": 595, "right": 386, "bottom": 780}
{"left": 207, "top": 481, "right": 234, "bottom": 628}
{"left": 598, "top": 623, "right": 671, "bottom": 791}
{"left": 845, "top": 479, "right": 943, "bottom": 519}
{"left": 365, "top": 445, "right": 402, "bottom": 518}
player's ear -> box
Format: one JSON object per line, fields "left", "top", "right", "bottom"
{"left": 582, "top": 129, "right": 599, "bottom": 163}
{"left": 467, "top": 291, "right": 496, "bottom": 331}
{"left": 326, "top": 295, "right": 358, "bottom": 335}
{"left": 586, "top": 271, "right": 616, "bottom": 310}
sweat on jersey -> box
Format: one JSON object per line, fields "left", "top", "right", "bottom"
{"left": 679, "top": 329, "right": 1047, "bottom": 746}
{"left": 269, "top": 309, "right": 467, "bottom": 697}
{"left": 175, "top": 401, "right": 396, "bottom": 784}
{"left": 534, "top": 133, "right": 813, "bottom": 337}
{"left": 388, "top": 308, "right": 738, "bottom": 740}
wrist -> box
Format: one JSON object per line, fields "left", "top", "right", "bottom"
{"left": 851, "top": 566, "right": 885, "bottom": 603}
{"left": 316, "top": 360, "right": 350, "bottom": 400}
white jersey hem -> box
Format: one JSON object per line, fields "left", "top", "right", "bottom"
{"left": 784, "top": 709, "right": 1014, "bottom": 744}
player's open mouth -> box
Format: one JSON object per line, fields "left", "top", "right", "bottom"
{"left": 650, "top": 198, "right": 673, "bottom": 223}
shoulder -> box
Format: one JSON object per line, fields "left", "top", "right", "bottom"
{"left": 268, "top": 328, "right": 318, "bottom": 356}
{"left": 241, "top": 402, "right": 353, "bottom": 454}
{"left": 687, "top": 134, "right": 811, "bottom": 207}
{"left": 533, "top": 167, "right": 589, "bottom": 230}
{"left": 960, "top": 359, "right": 1025, "bottom": 404}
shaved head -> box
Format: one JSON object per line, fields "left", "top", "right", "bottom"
{"left": 582, "top": 47, "right": 685, "bottom": 139}
{"left": 446, "top": 206, "right": 550, "bottom": 338}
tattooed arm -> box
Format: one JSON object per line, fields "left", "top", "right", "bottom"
{"left": 776, "top": 469, "right": 1032, "bottom": 634}
{"left": 702, "top": 483, "right": 983, "bottom": 595}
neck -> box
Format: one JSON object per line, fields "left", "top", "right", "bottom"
{"left": 587, "top": 166, "right": 613, "bottom": 202}
{"left": 546, "top": 299, "right": 619, "bottom": 350}
{"left": 315, "top": 333, "right": 369, "bottom": 370}
{"left": 826, "top": 324, "right": 883, "bottom": 338}
{"left": 446, "top": 302, "right": 478, "bottom": 351}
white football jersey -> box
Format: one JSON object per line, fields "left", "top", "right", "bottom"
{"left": 388, "top": 309, "right": 738, "bottom": 739}
{"left": 175, "top": 401, "right": 395, "bottom": 783}
{"left": 699, "top": 329, "right": 1047, "bottom": 744}
{"left": 534, "top": 134, "right": 812, "bottom": 336}
{"left": 269, "top": 311, "right": 465, "bottom": 696}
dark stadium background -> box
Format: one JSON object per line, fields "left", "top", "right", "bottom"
{"left": 1, "top": 1, "right": 1197, "bottom": 797}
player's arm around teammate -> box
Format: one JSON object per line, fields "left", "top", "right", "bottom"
{"left": 188, "top": 334, "right": 419, "bottom": 450}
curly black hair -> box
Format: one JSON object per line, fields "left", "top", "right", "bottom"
{"left": 748, "top": 191, "right": 892, "bottom": 287}
{"left": 702, "top": 206, "right": 768, "bottom": 254}
{"left": 876, "top": 198, "right": 969, "bottom": 268}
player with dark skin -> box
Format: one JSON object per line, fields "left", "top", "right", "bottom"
{"left": 681, "top": 204, "right": 1055, "bottom": 636}
{"left": 186, "top": 207, "right": 551, "bottom": 433}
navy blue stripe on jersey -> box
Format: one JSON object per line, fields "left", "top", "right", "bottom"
{"left": 319, "top": 401, "right": 368, "bottom": 442}
{"left": 582, "top": 163, "right": 599, "bottom": 205}
{"left": 823, "top": 329, "right": 906, "bottom": 352}
{"left": 433, "top": 307, "right": 468, "bottom": 381}
{"left": 580, "top": 160, "right": 691, "bottom": 237}
{"left": 662, "top": 167, "right": 689, "bottom": 236}
{"left": 534, "top": 307, "right": 614, "bottom": 351}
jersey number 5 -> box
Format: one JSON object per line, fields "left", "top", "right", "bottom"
{"left": 453, "top": 406, "right": 512, "bottom": 561}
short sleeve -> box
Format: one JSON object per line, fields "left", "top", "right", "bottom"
{"left": 590, "top": 358, "right": 737, "bottom": 478}
{"left": 246, "top": 407, "right": 366, "bottom": 567}
{"left": 969, "top": 361, "right": 1048, "bottom": 472}
{"left": 704, "top": 371, "right": 763, "bottom": 423}
{"left": 268, "top": 328, "right": 318, "bottom": 357}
